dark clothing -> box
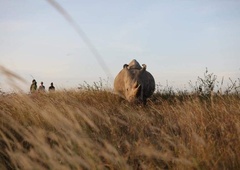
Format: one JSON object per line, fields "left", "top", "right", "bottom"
{"left": 30, "top": 82, "right": 37, "bottom": 93}
{"left": 49, "top": 85, "right": 55, "bottom": 92}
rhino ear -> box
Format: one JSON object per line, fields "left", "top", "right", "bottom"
{"left": 141, "top": 64, "right": 147, "bottom": 71}
{"left": 123, "top": 64, "right": 129, "bottom": 69}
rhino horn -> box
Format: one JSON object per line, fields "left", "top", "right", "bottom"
{"left": 133, "top": 82, "right": 141, "bottom": 95}
{"left": 133, "top": 81, "right": 138, "bottom": 88}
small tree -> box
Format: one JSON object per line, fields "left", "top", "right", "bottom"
{"left": 225, "top": 78, "right": 240, "bottom": 95}
{"left": 197, "top": 68, "right": 217, "bottom": 95}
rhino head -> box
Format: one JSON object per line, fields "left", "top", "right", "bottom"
{"left": 114, "top": 60, "right": 155, "bottom": 104}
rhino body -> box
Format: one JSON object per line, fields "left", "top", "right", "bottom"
{"left": 114, "top": 59, "right": 155, "bottom": 104}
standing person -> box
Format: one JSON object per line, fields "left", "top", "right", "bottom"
{"left": 38, "top": 81, "right": 45, "bottom": 92}
{"left": 49, "top": 82, "right": 55, "bottom": 92}
{"left": 30, "top": 79, "right": 37, "bottom": 93}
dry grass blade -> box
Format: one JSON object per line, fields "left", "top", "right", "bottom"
{"left": 0, "top": 65, "right": 26, "bottom": 83}
{"left": 46, "top": 0, "right": 113, "bottom": 80}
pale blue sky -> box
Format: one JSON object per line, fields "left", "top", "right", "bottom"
{"left": 0, "top": 0, "right": 239, "bottom": 92}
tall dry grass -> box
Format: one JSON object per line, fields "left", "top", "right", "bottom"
{"left": 0, "top": 68, "right": 240, "bottom": 169}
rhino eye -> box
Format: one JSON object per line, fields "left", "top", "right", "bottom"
{"left": 126, "top": 88, "right": 129, "bottom": 91}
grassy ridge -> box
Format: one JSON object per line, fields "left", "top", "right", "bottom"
{"left": 0, "top": 89, "right": 240, "bottom": 169}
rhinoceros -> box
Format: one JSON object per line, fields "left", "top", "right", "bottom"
{"left": 114, "top": 59, "right": 155, "bottom": 104}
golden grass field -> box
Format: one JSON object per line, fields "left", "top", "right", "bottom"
{"left": 0, "top": 66, "right": 239, "bottom": 169}
{"left": 0, "top": 80, "right": 240, "bottom": 169}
